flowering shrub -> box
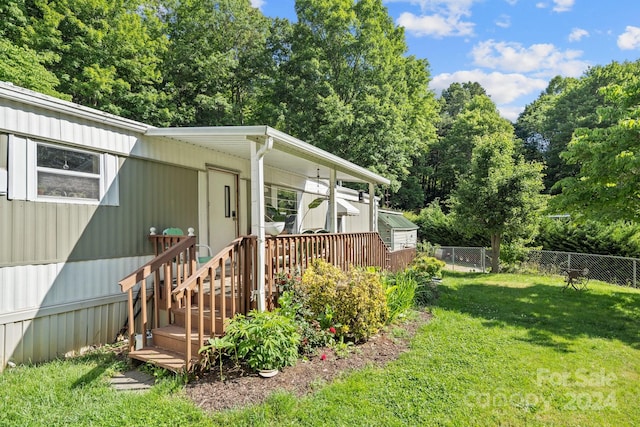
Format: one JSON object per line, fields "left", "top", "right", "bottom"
{"left": 300, "top": 260, "right": 388, "bottom": 342}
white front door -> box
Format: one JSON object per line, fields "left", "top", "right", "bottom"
{"left": 207, "top": 168, "right": 239, "bottom": 254}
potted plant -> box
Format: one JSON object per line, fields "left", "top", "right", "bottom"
{"left": 265, "top": 205, "right": 287, "bottom": 236}
{"left": 224, "top": 309, "right": 300, "bottom": 376}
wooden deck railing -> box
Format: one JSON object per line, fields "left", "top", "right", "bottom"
{"left": 265, "top": 232, "right": 417, "bottom": 299}
{"left": 388, "top": 247, "right": 417, "bottom": 272}
{"left": 172, "top": 236, "right": 257, "bottom": 369}
{"left": 118, "top": 234, "right": 197, "bottom": 353}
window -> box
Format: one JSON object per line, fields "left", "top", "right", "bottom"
{"left": 37, "top": 143, "right": 101, "bottom": 200}
{"left": 265, "top": 185, "right": 299, "bottom": 233}
{"left": 7, "top": 135, "right": 119, "bottom": 205}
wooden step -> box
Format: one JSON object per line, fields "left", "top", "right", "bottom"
{"left": 172, "top": 306, "right": 225, "bottom": 335}
{"left": 129, "top": 347, "right": 195, "bottom": 373}
{"left": 152, "top": 325, "right": 204, "bottom": 355}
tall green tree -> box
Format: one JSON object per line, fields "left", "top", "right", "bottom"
{"left": 162, "top": 0, "right": 273, "bottom": 126}
{"left": 0, "top": 39, "right": 69, "bottom": 100}
{"left": 277, "top": 0, "right": 438, "bottom": 187}
{"left": 553, "top": 71, "right": 640, "bottom": 222}
{"left": 436, "top": 94, "right": 513, "bottom": 202}
{"left": 0, "top": 0, "right": 171, "bottom": 125}
{"left": 516, "top": 61, "right": 640, "bottom": 192}
{"left": 449, "top": 102, "right": 545, "bottom": 272}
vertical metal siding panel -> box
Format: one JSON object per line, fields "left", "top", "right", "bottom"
{"left": 0, "top": 324, "right": 5, "bottom": 369}
{"left": 5, "top": 322, "right": 22, "bottom": 364}
{"left": 31, "top": 316, "right": 48, "bottom": 363}
{"left": 64, "top": 311, "right": 74, "bottom": 355}
{"left": 74, "top": 309, "right": 88, "bottom": 351}
{"left": 21, "top": 319, "right": 33, "bottom": 363}
{"left": 0, "top": 267, "right": 11, "bottom": 313}
{"left": 48, "top": 314, "right": 58, "bottom": 359}
{"left": 11, "top": 200, "right": 26, "bottom": 263}
{"left": 0, "top": 199, "right": 11, "bottom": 263}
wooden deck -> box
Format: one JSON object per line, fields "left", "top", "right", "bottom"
{"left": 119, "top": 232, "right": 416, "bottom": 372}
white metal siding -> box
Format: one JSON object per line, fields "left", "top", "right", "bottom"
{"left": 391, "top": 230, "right": 417, "bottom": 251}
{"left": 0, "top": 256, "right": 148, "bottom": 369}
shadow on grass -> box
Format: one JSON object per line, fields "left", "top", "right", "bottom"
{"left": 70, "top": 349, "right": 127, "bottom": 389}
{"left": 437, "top": 273, "right": 640, "bottom": 351}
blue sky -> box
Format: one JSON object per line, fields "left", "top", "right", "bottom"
{"left": 252, "top": 0, "right": 640, "bottom": 121}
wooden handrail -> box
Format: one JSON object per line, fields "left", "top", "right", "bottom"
{"left": 119, "top": 236, "right": 196, "bottom": 292}
{"left": 118, "top": 234, "right": 197, "bottom": 355}
{"left": 172, "top": 236, "right": 245, "bottom": 297}
{"left": 170, "top": 235, "right": 257, "bottom": 369}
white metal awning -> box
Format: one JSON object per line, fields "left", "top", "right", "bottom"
{"left": 145, "top": 126, "right": 390, "bottom": 186}
{"left": 337, "top": 198, "right": 359, "bottom": 216}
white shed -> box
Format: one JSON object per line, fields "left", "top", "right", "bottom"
{"left": 377, "top": 210, "right": 418, "bottom": 251}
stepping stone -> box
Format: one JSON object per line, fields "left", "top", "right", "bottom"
{"left": 110, "top": 370, "right": 155, "bottom": 391}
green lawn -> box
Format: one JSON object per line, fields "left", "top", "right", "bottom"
{"left": 2, "top": 272, "right": 639, "bottom": 426}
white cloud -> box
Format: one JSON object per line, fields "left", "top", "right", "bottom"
{"left": 552, "top": 0, "right": 574, "bottom": 12}
{"left": 498, "top": 105, "right": 526, "bottom": 122}
{"left": 618, "top": 26, "right": 640, "bottom": 50}
{"left": 471, "top": 39, "right": 589, "bottom": 77}
{"left": 390, "top": 0, "right": 479, "bottom": 38}
{"left": 250, "top": 0, "right": 265, "bottom": 9}
{"left": 535, "top": 0, "right": 574, "bottom": 12}
{"left": 495, "top": 14, "right": 511, "bottom": 29}
{"left": 430, "top": 69, "right": 548, "bottom": 105}
{"left": 397, "top": 12, "right": 474, "bottom": 37}
{"left": 504, "top": 0, "right": 518, "bottom": 5}
{"left": 568, "top": 28, "right": 589, "bottom": 42}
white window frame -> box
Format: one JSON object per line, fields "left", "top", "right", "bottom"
{"left": 7, "top": 135, "right": 119, "bottom": 206}
{"left": 36, "top": 141, "right": 103, "bottom": 203}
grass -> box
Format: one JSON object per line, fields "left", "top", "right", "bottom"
{"left": 1, "top": 272, "right": 639, "bottom": 426}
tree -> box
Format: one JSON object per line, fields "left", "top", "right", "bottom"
{"left": 0, "top": 0, "right": 171, "bottom": 125}
{"left": 553, "top": 72, "right": 640, "bottom": 222}
{"left": 516, "top": 61, "right": 640, "bottom": 192}
{"left": 276, "top": 0, "right": 438, "bottom": 188}
{"left": 162, "top": 0, "right": 273, "bottom": 126}
{"left": 449, "top": 113, "right": 545, "bottom": 272}
{"left": 0, "top": 38, "right": 69, "bottom": 100}
{"left": 435, "top": 94, "right": 513, "bottom": 203}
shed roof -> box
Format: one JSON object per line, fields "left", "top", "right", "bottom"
{"left": 378, "top": 211, "right": 418, "bottom": 230}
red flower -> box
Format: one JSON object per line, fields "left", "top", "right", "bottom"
{"left": 320, "top": 353, "right": 327, "bottom": 361}
{"left": 329, "top": 327, "right": 336, "bottom": 334}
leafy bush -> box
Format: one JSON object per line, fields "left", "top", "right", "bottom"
{"left": 406, "top": 255, "right": 445, "bottom": 306}
{"left": 383, "top": 271, "right": 418, "bottom": 321}
{"left": 223, "top": 309, "right": 300, "bottom": 371}
{"left": 300, "top": 260, "right": 388, "bottom": 342}
{"left": 333, "top": 267, "right": 388, "bottom": 341}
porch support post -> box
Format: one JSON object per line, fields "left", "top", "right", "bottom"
{"left": 251, "top": 137, "right": 273, "bottom": 311}
{"left": 328, "top": 168, "right": 337, "bottom": 233}
{"left": 369, "top": 182, "right": 376, "bottom": 232}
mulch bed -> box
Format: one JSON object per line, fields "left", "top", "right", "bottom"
{"left": 185, "top": 310, "right": 432, "bottom": 413}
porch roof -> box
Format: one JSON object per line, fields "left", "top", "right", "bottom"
{"left": 145, "top": 126, "right": 390, "bottom": 186}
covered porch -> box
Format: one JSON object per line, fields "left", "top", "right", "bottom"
{"left": 119, "top": 126, "right": 415, "bottom": 371}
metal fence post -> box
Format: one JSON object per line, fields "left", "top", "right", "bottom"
{"left": 568, "top": 253, "right": 572, "bottom": 270}
{"left": 452, "top": 247, "right": 455, "bottom": 271}
{"left": 481, "top": 247, "right": 486, "bottom": 273}
{"left": 634, "top": 260, "right": 637, "bottom": 287}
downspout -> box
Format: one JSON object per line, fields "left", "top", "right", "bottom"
{"left": 251, "top": 137, "right": 273, "bottom": 311}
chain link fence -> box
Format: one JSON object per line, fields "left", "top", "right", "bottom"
{"left": 431, "top": 246, "right": 640, "bottom": 288}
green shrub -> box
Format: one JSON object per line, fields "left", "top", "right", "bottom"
{"left": 334, "top": 267, "right": 388, "bottom": 341}
{"left": 407, "top": 255, "right": 445, "bottom": 306}
{"left": 300, "top": 260, "right": 388, "bottom": 342}
{"left": 223, "top": 309, "right": 300, "bottom": 371}
{"left": 383, "top": 271, "right": 418, "bottom": 321}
